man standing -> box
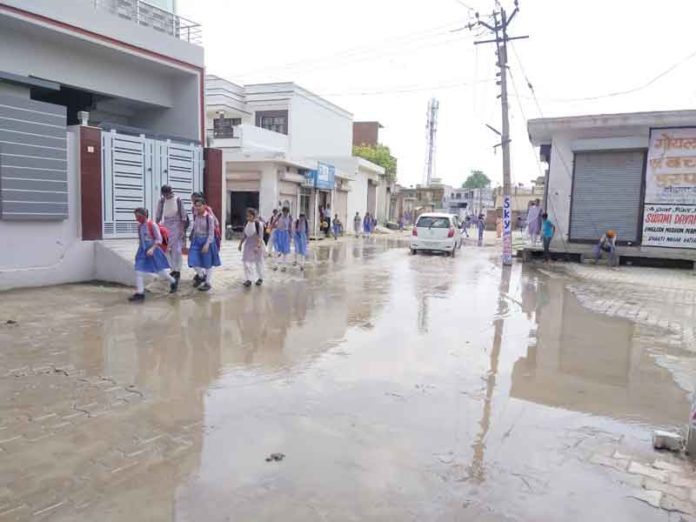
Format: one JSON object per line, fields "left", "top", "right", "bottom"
{"left": 526, "top": 200, "right": 542, "bottom": 245}
{"left": 155, "top": 185, "right": 188, "bottom": 283}
{"left": 353, "top": 212, "right": 362, "bottom": 237}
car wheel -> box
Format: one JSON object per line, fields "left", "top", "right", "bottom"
{"left": 410, "top": 248, "right": 417, "bottom": 255}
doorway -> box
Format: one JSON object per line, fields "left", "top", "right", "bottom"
{"left": 228, "top": 191, "right": 259, "bottom": 231}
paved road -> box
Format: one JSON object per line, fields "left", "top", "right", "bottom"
{"left": 0, "top": 240, "right": 694, "bottom": 521}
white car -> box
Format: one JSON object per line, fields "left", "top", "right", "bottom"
{"left": 410, "top": 213, "right": 463, "bottom": 257}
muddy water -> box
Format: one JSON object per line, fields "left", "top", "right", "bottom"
{"left": 0, "top": 242, "right": 690, "bottom": 521}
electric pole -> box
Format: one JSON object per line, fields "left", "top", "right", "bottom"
{"left": 423, "top": 97, "right": 439, "bottom": 186}
{"left": 470, "top": 1, "right": 527, "bottom": 265}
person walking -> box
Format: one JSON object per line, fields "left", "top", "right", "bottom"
{"left": 324, "top": 205, "right": 332, "bottom": 238}
{"left": 526, "top": 199, "right": 542, "bottom": 245}
{"left": 363, "top": 212, "right": 373, "bottom": 238}
{"left": 332, "top": 214, "right": 342, "bottom": 240}
{"left": 541, "top": 212, "right": 555, "bottom": 263}
{"left": 155, "top": 185, "right": 188, "bottom": 283}
{"left": 294, "top": 212, "right": 309, "bottom": 270}
{"left": 267, "top": 208, "right": 279, "bottom": 255}
{"left": 188, "top": 197, "right": 221, "bottom": 292}
{"left": 477, "top": 214, "right": 486, "bottom": 245}
{"left": 239, "top": 208, "right": 264, "bottom": 287}
{"left": 273, "top": 206, "right": 292, "bottom": 271}
{"left": 353, "top": 212, "right": 362, "bottom": 237}
{"left": 129, "top": 208, "right": 177, "bottom": 302}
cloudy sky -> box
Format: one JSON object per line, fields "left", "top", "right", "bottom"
{"left": 179, "top": 0, "right": 696, "bottom": 189}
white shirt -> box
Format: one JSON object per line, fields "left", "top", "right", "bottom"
{"left": 244, "top": 221, "right": 259, "bottom": 237}
{"left": 162, "top": 197, "right": 178, "bottom": 219}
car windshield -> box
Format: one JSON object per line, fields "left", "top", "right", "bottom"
{"left": 416, "top": 216, "right": 450, "bottom": 228}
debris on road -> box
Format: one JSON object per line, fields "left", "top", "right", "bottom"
{"left": 266, "top": 453, "right": 285, "bottom": 462}
{"left": 653, "top": 430, "right": 683, "bottom": 452}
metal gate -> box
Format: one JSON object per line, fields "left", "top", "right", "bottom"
{"left": 102, "top": 131, "right": 203, "bottom": 238}
{"left": 569, "top": 150, "right": 645, "bottom": 243}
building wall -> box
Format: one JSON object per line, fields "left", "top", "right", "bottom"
{"left": 353, "top": 122, "right": 380, "bottom": 146}
{"left": 347, "top": 168, "right": 368, "bottom": 224}
{"left": 0, "top": 0, "right": 203, "bottom": 67}
{"left": 289, "top": 92, "right": 352, "bottom": 158}
{"left": 0, "top": 127, "right": 95, "bottom": 290}
{"left": 0, "top": 2, "right": 203, "bottom": 141}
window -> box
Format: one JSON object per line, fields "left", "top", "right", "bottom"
{"left": 416, "top": 216, "right": 450, "bottom": 228}
{"left": 256, "top": 110, "right": 288, "bottom": 135}
{"left": 213, "top": 117, "right": 241, "bottom": 138}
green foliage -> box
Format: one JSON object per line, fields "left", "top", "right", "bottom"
{"left": 462, "top": 170, "right": 491, "bottom": 189}
{"left": 353, "top": 144, "right": 397, "bottom": 181}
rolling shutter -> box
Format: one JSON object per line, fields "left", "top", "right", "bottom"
{"left": 570, "top": 150, "right": 645, "bottom": 242}
{"left": 0, "top": 94, "right": 67, "bottom": 220}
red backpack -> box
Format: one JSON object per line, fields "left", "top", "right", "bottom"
{"left": 146, "top": 220, "right": 169, "bottom": 252}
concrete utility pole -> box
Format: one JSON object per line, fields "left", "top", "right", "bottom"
{"left": 470, "top": 1, "right": 527, "bottom": 265}
{"left": 423, "top": 97, "right": 439, "bottom": 186}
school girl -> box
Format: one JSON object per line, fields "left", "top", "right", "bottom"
{"left": 129, "top": 207, "right": 177, "bottom": 302}
{"left": 273, "top": 206, "right": 292, "bottom": 271}
{"left": 239, "top": 208, "right": 265, "bottom": 287}
{"left": 188, "top": 198, "right": 221, "bottom": 291}
{"left": 294, "top": 212, "right": 309, "bottom": 270}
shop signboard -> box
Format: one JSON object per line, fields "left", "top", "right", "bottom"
{"left": 642, "top": 128, "right": 696, "bottom": 248}
{"left": 502, "top": 195, "right": 513, "bottom": 264}
{"left": 305, "top": 162, "right": 336, "bottom": 191}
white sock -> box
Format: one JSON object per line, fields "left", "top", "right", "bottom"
{"left": 135, "top": 272, "right": 145, "bottom": 294}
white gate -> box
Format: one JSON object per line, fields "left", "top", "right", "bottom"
{"left": 102, "top": 131, "right": 203, "bottom": 238}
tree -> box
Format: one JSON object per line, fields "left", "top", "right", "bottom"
{"left": 462, "top": 170, "right": 491, "bottom": 189}
{"left": 353, "top": 144, "right": 397, "bottom": 182}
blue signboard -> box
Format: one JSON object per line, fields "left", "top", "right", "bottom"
{"left": 306, "top": 162, "right": 336, "bottom": 190}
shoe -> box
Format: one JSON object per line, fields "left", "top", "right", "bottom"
{"left": 169, "top": 279, "right": 179, "bottom": 294}
{"left": 243, "top": 280, "right": 252, "bottom": 287}
{"left": 128, "top": 293, "right": 145, "bottom": 303}
{"left": 192, "top": 274, "right": 203, "bottom": 288}
{"left": 281, "top": 267, "right": 287, "bottom": 272}
{"left": 300, "top": 266, "right": 304, "bottom": 272}
{"left": 172, "top": 271, "right": 181, "bottom": 282}
{"left": 198, "top": 283, "right": 211, "bottom": 292}
{"left": 272, "top": 266, "right": 278, "bottom": 272}
{"left": 255, "top": 279, "right": 263, "bottom": 286}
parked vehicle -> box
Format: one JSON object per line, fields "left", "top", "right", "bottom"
{"left": 410, "top": 213, "right": 462, "bottom": 256}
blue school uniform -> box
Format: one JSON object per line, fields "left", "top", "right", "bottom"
{"left": 294, "top": 218, "right": 309, "bottom": 256}
{"left": 274, "top": 215, "right": 292, "bottom": 255}
{"left": 134, "top": 221, "right": 171, "bottom": 273}
{"left": 188, "top": 212, "right": 222, "bottom": 269}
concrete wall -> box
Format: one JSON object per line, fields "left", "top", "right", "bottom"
{"left": 1, "top": 0, "right": 203, "bottom": 67}
{"left": 0, "top": 127, "right": 95, "bottom": 290}
{"left": 0, "top": 3, "right": 202, "bottom": 141}
{"left": 289, "top": 92, "right": 352, "bottom": 158}
{"left": 347, "top": 168, "right": 368, "bottom": 224}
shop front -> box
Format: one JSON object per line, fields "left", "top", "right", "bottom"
{"left": 528, "top": 110, "right": 696, "bottom": 264}
{"left": 304, "top": 162, "right": 336, "bottom": 237}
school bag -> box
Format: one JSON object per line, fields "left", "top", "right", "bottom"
{"left": 146, "top": 220, "right": 169, "bottom": 252}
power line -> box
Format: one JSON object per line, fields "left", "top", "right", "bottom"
{"left": 237, "top": 22, "right": 477, "bottom": 79}
{"left": 511, "top": 42, "right": 696, "bottom": 104}
{"left": 318, "top": 78, "right": 495, "bottom": 97}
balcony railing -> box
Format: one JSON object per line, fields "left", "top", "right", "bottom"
{"left": 92, "top": 0, "right": 202, "bottom": 45}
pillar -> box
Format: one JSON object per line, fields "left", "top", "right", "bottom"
{"left": 203, "top": 148, "right": 223, "bottom": 224}
{"left": 79, "top": 126, "right": 102, "bottom": 240}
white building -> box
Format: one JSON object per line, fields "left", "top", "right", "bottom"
{"left": 0, "top": 0, "right": 208, "bottom": 290}
{"left": 206, "top": 75, "right": 384, "bottom": 235}
{"left": 529, "top": 110, "right": 696, "bottom": 263}
{"left": 444, "top": 187, "right": 494, "bottom": 218}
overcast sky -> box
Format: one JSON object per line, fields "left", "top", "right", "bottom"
{"left": 179, "top": 0, "right": 696, "bottom": 189}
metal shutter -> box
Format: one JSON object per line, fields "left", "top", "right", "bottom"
{"left": 0, "top": 94, "right": 67, "bottom": 220}
{"left": 570, "top": 150, "right": 645, "bottom": 242}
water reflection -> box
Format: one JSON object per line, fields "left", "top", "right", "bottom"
{"left": 511, "top": 272, "right": 689, "bottom": 426}
{"left": 468, "top": 264, "right": 511, "bottom": 483}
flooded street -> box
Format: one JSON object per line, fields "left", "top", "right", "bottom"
{"left": 1, "top": 240, "right": 695, "bottom": 521}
